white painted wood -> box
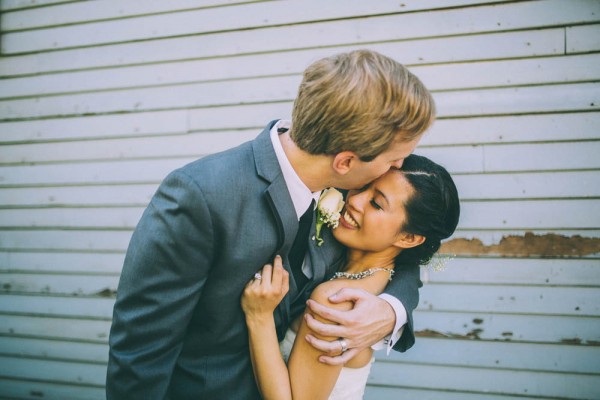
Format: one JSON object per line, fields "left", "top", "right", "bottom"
{"left": 0, "top": 27, "right": 566, "bottom": 78}
{"left": 1, "top": 0, "right": 537, "bottom": 54}
{"left": 1, "top": 2, "right": 598, "bottom": 399}
{"left": 0, "top": 314, "right": 111, "bottom": 341}
{"left": 368, "top": 362, "right": 600, "bottom": 399}
{"left": 0, "top": 294, "right": 114, "bottom": 318}
{"left": 434, "top": 82, "right": 600, "bottom": 117}
{"left": 384, "top": 337, "right": 600, "bottom": 374}
{"left": 0, "top": 355, "right": 106, "bottom": 386}
{"left": 453, "top": 170, "right": 600, "bottom": 199}
{"left": 423, "top": 112, "right": 600, "bottom": 146}
{"left": 0, "top": 378, "right": 105, "bottom": 400}
{"left": 414, "top": 310, "right": 600, "bottom": 344}
{"left": 449, "top": 229, "right": 600, "bottom": 246}
{"left": 0, "top": 0, "right": 74, "bottom": 11}
{"left": 567, "top": 23, "right": 600, "bottom": 53}
{"left": 0, "top": 336, "right": 108, "bottom": 362}
{"left": 0, "top": 272, "right": 119, "bottom": 295}
{"left": 0, "top": 129, "right": 258, "bottom": 163}
{"left": 365, "top": 386, "right": 558, "bottom": 400}
{"left": 0, "top": 0, "right": 258, "bottom": 29}
{"left": 0, "top": 158, "right": 194, "bottom": 186}
{"left": 419, "top": 140, "right": 600, "bottom": 174}
{"left": 459, "top": 199, "right": 600, "bottom": 229}
{"left": 0, "top": 251, "right": 125, "bottom": 273}
{"left": 5, "top": 49, "right": 597, "bottom": 100}
{"left": 0, "top": 230, "right": 133, "bottom": 252}
{"left": 422, "top": 258, "right": 600, "bottom": 286}
{"left": 0, "top": 170, "right": 595, "bottom": 209}
{"left": 1, "top": 79, "right": 597, "bottom": 121}
{"left": 0, "top": 110, "right": 189, "bottom": 143}
{"left": 419, "top": 284, "right": 600, "bottom": 316}
{"left": 0, "top": 184, "right": 157, "bottom": 206}
{"left": 1, "top": 199, "right": 597, "bottom": 230}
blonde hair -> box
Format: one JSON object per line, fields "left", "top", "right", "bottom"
{"left": 291, "top": 50, "right": 435, "bottom": 161}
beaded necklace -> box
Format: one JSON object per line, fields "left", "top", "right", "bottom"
{"left": 330, "top": 266, "right": 395, "bottom": 282}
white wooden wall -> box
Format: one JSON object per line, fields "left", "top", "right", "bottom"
{"left": 0, "top": 1, "right": 599, "bottom": 399}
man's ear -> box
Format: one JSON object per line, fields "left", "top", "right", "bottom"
{"left": 332, "top": 151, "right": 359, "bottom": 175}
{"left": 394, "top": 232, "right": 426, "bottom": 249}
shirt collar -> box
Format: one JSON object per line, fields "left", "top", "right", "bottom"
{"left": 270, "top": 120, "right": 321, "bottom": 220}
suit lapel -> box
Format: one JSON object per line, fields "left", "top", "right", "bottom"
{"left": 308, "top": 218, "right": 345, "bottom": 283}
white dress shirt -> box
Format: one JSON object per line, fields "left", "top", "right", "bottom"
{"left": 269, "top": 120, "right": 406, "bottom": 354}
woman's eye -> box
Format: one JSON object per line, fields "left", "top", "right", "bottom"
{"left": 370, "top": 199, "right": 382, "bottom": 210}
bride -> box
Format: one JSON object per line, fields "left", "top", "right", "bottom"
{"left": 241, "top": 154, "right": 460, "bottom": 400}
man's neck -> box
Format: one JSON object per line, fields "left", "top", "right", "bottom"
{"left": 279, "top": 131, "right": 332, "bottom": 192}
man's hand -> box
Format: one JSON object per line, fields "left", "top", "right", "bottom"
{"left": 304, "top": 287, "right": 395, "bottom": 365}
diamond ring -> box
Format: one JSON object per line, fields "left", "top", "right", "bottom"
{"left": 254, "top": 272, "right": 262, "bottom": 280}
{"left": 339, "top": 339, "right": 348, "bottom": 353}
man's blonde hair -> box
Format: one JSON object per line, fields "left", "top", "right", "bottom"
{"left": 291, "top": 50, "right": 435, "bottom": 161}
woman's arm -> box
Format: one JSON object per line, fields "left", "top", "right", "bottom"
{"left": 241, "top": 257, "right": 350, "bottom": 400}
{"left": 241, "top": 257, "right": 292, "bottom": 400}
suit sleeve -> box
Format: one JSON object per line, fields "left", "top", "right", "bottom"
{"left": 106, "top": 169, "right": 214, "bottom": 399}
{"left": 382, "top": 262, "right": 422, "bottom": 352}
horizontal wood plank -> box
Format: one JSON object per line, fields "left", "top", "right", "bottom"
{"left": 0, "top": 170, "right": 596, "bottom": 208}
{"left": 0, "top": 355, "right": 106, "bottom": 386}
{"left": 0, "top": 251, "right": 125, "bottom": 274}
{"left": 364, "top": 385, "right": 557, "bottom": 400}
{"left": 0, "top": 129, "right": 258, "bottom": 163}
{"left": 422, "top": 257, "right": 600, "bottom": 286}
{"left": 0, "top": 184, "right": 158, "bottom": 207}
{"left": 0, "top": 0, "right": 257, "bottom": 29}
{"left": 0, "top": 336, "right": 108, "bottom": 363}
{"left": 382, "top": 337, "right": 600, "bottom": 374}
{"left": 0, "top": 378, "right": 105, "bottom": 400}
{"left": 0, "top": 272, "right": 119, "bottom": 296}
{"left": 367, "top": 362, "right": 600, "bottom": 399}
{"left": 418, "top": 283, "right": 600, "bottom": 316}
{"left": 0, "top": 230, "right": 133, "bottom": 252}
{"left": 0, "top": 294, "right": 115, "bottom": 319}
{"left": 414, "top": 310, "right": 600, "bottom": 344}
{"left": 3, "top": 0, "right": 578, "bottom": 54}
{"left": 0, "top": 26, "right": 566, "bottom": 78}
{"left": 3, "top": 50, "right": 597, "bottom": 100}
{"left": 0, "top": 199, "right": 597, "bottom": 230}
{"left": 0, "top": 314, "right": 110, "bottom": 342}
{"left": 567, "top": 23, "right": 600, "bottom": 53}
{"left": 0, "top": 0, "right": 74, "bottom": 11}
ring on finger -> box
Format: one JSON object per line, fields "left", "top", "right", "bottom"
{"left": 338, "top": 339, "right": 348, "bottom": 353}
{"left": 254, "top": 272, "right": 262, "bottom": 280}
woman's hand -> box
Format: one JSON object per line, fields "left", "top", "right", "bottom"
{"left": 241, "top": 255, "right": 290, "bottom": 321}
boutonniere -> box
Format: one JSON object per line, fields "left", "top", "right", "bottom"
{"left": 315, "top": 188, "right": 344, "bottom": 246}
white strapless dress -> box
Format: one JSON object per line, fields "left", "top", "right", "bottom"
{"left": 279, "top": 328, "right": 374, "bottom": 400}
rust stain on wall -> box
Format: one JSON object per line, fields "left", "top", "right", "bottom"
{"left": 440, "top": 232, "right": 600, "bottom": 257}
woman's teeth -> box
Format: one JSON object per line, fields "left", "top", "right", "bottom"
{"left": 344, "top": 211, "right": 358, "bottom": 228}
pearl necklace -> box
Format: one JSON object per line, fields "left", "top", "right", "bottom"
{"left": 330, "top": 266, "right": 395, "bottom": 282}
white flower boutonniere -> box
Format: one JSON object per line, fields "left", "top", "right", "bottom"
{"left": 315, "top": 188, "right": 344, "bottom": 246}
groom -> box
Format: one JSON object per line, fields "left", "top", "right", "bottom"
{"left": 107, "top": 50, "right": 435, "bottom": 399}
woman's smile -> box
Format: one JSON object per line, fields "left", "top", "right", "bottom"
{"left": 340, "top": 209, "right": 359, "bottom": 229}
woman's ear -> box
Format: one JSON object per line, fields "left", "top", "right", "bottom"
{"left": 394, "top": 232, "right": 426, "bottom": 249}
{"left": 332, "top": 151, "right": 359, "bottom": 175}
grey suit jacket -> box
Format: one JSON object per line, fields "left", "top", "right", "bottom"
{"left": 106, "top": 121, "right": 421, "bottom": 399}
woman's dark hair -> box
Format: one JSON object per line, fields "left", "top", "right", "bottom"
{"left": 394, "top": 154, "right": 460, "bottom": 268}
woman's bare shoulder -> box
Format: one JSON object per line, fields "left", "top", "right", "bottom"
{"left": 309, "top": 279, "right": 364, "bottom": 311}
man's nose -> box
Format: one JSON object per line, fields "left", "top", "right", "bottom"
{"left": 391, "top": 159, "right": 404, "bottom": 169}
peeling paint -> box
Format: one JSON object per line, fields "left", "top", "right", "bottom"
{"left": 440, "top": 232, "right": 600, "bottom": 257}
{"left": 96, "top": 288, "right": 116, "bottom": 297}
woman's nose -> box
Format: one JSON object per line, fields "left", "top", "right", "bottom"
{"left": 347, "top": 190, "right": 368, "bottom": 212}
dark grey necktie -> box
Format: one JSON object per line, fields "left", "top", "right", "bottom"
{"left": 288, "top": 200, "right": 314, "bottom": 290}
